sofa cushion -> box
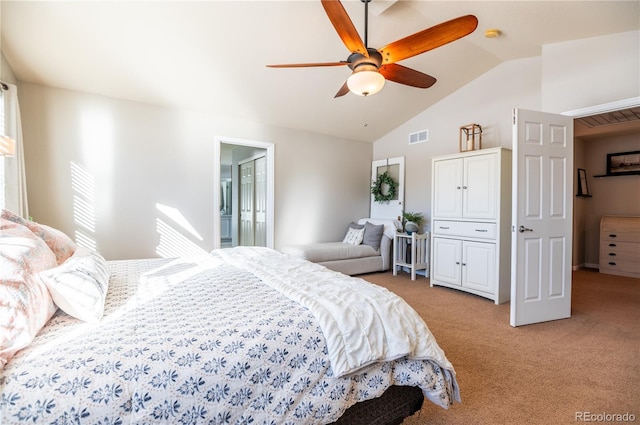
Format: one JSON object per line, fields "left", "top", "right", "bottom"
{"left": 282, "top": 242, "right": 379, "bottom": 263}
{"left": 342, "top": 227, "right": 365, "bottom": 245}
{"left": 362, "top": 221, "right": 384, "bottom": 251}
{"left": 357, "top": 218, "right": 401, "bottom": 240}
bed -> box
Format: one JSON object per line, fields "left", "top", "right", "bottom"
{"left": 0, "top": 211, "right": 460, "bottom": 424}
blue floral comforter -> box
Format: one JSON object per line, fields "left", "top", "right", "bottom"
{"left": 1, "top": 248, "right": 458, "bottom": 424}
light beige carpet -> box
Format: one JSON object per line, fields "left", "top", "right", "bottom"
{"left": 361, "top": 269, "right": 639, "bottom": 425}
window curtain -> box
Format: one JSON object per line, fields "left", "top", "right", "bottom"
{"left": 0, "top": 82, "right": 29, "bottom": 218}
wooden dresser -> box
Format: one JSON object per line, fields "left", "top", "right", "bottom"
{"left": 599, "top": 216, "right": 640, "bottom": 278}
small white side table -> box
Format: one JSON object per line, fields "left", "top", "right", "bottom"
{"left": 393, "top": 231, "right": 430, "bottom": 280}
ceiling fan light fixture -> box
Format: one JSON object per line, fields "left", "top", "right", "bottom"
{"left": 485, "top": 28, "right": 501, "bottom": 38}
{"left": 347, "top": 70, "right": 385, "bottom": 97}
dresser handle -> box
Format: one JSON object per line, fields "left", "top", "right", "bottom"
{"left": 475, "top": 229, "right": 488, "bottom": 233}
{"left": 439, "top": 226, "right": 450, "bottom": 229}
{"left": 609, "top": 234, "right": 617, "bottom": 238}
{"left": 609, "top": 243, "right": 617, "bottom": 247}
{"left": 608, "top": 253, "right": 616, "bottom": 256}
{"left": 608, "top": 262, "right": 617, "bottom": 266}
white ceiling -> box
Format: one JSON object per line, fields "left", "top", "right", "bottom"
{"left": 1, "top": 1, "right": 638, "bottom": 142}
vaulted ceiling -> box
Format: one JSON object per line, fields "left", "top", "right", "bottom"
{"left": 1, "top": 1, "right": 638, "bottom": 142}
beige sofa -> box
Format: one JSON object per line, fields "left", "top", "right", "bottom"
{"left": 280, "top": 218, "right": 399, "bottom": 276}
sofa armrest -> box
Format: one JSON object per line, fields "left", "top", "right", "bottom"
{"left": 380, "top": 235, "right": 392, "bottom": 271}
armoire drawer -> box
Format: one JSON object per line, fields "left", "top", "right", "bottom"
{"left": 432, "top": 220, "right": 496, "bottom": 240}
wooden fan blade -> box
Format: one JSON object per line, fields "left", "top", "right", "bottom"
{"left": 334, "top": 81, "right": 350, "bottom": 98}
{"left": 379, "top": 15, "right": 478, "bottom": 64}
{"left": 321, "top": 0, "right": 368, "bottom": 56}
{"left": 267, "top": 61, "right": 347, "bottom": 68}
{"left": 379, "top": 63, "right": 436, "bottom": 89}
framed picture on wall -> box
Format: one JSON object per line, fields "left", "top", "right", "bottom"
{"left": 606, "top": 150, "right": 640, "bottom": 176}
{"left": 577, "top": 168, "right": 591, "bottom": 197}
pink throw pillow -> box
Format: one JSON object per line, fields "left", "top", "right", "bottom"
{"left": 0, "top": 218, "right": 58, "bottom": 369}
{"left": 1, "top": 209, "right": 76, "bottom": 264}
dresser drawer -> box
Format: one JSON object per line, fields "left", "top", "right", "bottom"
{"left": 600, "top": 259, "right": 640, "bottom": 276}
{"left": 600, "top": 231, "right": 640, "bottom": 244}
{"left": 600, "top": 247, "right": 640, "bottom": 263}
{"left": 600, "top": 241, "right": 640, "bottom": 256}
{"left": 433, "top": 220, "right": 496, "bottom": 240}
{"left": 601, "top": 216, "right": 640, "bottom": 243}
{"left": 601, "top": 216, "right": 640, "bottom": 232}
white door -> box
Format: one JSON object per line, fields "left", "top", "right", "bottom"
{"left": 254, "top": 156, "right": 267, "bottom": 247}
{"left": 240, "top": 161, "right": 254, "bottom": 246}
{"left": 371, "top": 157, "right": 404, "bottom": 219}
{"left": 511, "top": 109, "right": 574, "bottom": 327}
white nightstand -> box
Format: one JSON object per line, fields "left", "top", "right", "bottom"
{"left": 393, "top": 231, "right": 429, "bottom": 280}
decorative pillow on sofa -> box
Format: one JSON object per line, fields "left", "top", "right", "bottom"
{"left": 343, "top": 226, "right": 365, "bottom": 245}
{"left": 1, "top": 209, "right": 76, "bottom": 265}
{"left": 0, "top": 218, "right": 58, "bottom": 369}
{"left": 40, "top": 247, "right": 110, "bottom": 322}
{"left": 362, "top": 221, "right": 385, "bottom": 251}
{"left": 346, "top": 221, "right": 364, "bottom": 232}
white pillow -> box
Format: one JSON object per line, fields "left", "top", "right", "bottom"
{"left": 39, "top": 247, "right": 110, "bottom": 322}
{"left": 342, "top": 226, "right": 365, "bottom": 245}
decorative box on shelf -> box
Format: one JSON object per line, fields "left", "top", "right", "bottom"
{"left": 393, "top": 231, "right": 429, "bottom": 281}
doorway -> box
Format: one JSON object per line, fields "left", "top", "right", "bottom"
{"left": 214, "top": 137, "right": 274, "bottom": 250}
{"left": 239, "top": 154, "right": 267, "bottom": 247}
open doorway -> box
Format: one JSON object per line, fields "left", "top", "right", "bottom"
{"left": 568, "top": 100, "right": 640, "bottom": 271}
{"left": 213, "top": 137, "right": 274, "bottom": 250}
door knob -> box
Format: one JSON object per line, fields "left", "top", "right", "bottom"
{"left": 518, "top": 225, "right": 533, "bottom": 233}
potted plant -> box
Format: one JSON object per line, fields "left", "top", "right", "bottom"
{"left": 402, "top": 211, "right": 424, "bottom": 234}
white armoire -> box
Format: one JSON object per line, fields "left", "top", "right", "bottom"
{"left": 430, "top": 147, "right": 512, "bottom": 304}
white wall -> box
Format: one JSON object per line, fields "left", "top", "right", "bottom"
{"left": 542, "top": 31, "right": 640, "bottom": 113}
{"left": 1, "top": 52, "right": 17, "bottom": 84}
{"left": 18, "top": 83, "right": 372, "bottom": 260}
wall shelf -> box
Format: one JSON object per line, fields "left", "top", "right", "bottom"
{"left": 593, "top": 172, "right": 640, "bottom": 178}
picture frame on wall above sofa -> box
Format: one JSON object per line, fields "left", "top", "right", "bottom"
{"left": 607, "top": 150, "right": 640, "bottom": 176}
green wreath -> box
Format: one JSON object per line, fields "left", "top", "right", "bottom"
{"left": 371, "top": 171, "right": 397, "bottom": 203}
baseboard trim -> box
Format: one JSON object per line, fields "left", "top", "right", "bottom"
{"left": 573, "top": 263, "right": 600, "bottom": 271}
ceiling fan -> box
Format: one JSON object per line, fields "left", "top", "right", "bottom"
{"left": 267, "top": 0, "right": 478, "bottom": 98}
